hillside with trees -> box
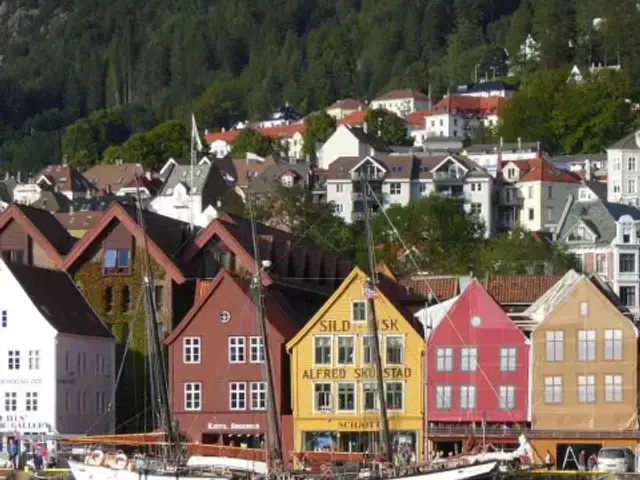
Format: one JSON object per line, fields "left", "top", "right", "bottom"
{"left": 1, "top": 0, "right": 639, "bottom": 171}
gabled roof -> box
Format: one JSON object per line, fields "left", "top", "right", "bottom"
{"left": 35, "top": 165, "right": 95, "bottom": 193}
{"left": 373, "top": 89, "right": 429, "bottom": 101}
{"left": 428, "top": 279, "right": 527, "bottom": 343}
{"left": 83, "top": 163, "right": 145, "bottom": 194}
{"left": 399, "top": 276, "right": 459, "bottom": 302}
{"left": 608, "top": 130, "right": 640, "bottom": 150}
{"left": 248, "top": 162, "right": 310, "bottom": 193}
{"left": 405, "top": 110, "right": 432, "bottom": 128}
{"left": 345, "top": 126, "right": 391, "bottom": 152}
{"left": 164, "top": 268, "right": 299, "bottom": 346}
{"left": 432, "top": 96, "right": 508, "bottom": 116}
{"left": 504, "top": 156, "right": 581, "bottom": 183}
{"left": 0, "top": 204, "right": 76, "bottom": 267}
{"left": 4, "top": 260, "right": 113, "bottom": 339}
{"left": 556, "top": 197, "right": 640, "bottom": 245}
{"left": 63, "top": 202, "right": 190, "bottom": 283}
{"left": 204, "top": 123, "right": 306, "bottom": 145}
{"left": 157, "top": 162, "right": 213, "bottom": 196}
{"left": 338, "top": 110, "right": 367, "bottom": 126}
{"left": 286, "top": 267, "right": 421, "bottom": 351}
{"left": 30, "top": 190, "right": 71, "bottom": 213}
{"left": 182, "top": 214, "right": 353, "bottom": 292}
{"left": 216, "top": 156, "right": 278, "bottom": 188}
{"left": 328, "top": 99, "right": 365, "bottom": 110}
{"left": 349, "top": 156, "right": 388, "bottom": 175}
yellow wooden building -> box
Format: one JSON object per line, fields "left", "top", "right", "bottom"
{"left": 286, "top": 267, "right": 424, "bottom": 456}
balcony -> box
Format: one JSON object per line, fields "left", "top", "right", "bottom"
{"left": 351, "top": 171, "right": 386, "bottom": 181}
{"left": 433, "top": 171, "right": 465, "bottom": 183}
{"left": 501, "top": 193, "right": 524, "bottom": 205}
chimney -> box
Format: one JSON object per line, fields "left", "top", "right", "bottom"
{"left": 4, "top": 172, "right": 8, "bottom": 181}
{"left": 585, "top": 159, "right": 592, "bottom": 181}
{"left": 370, "top": 146, "right": 375, "bottom": 156}
{"left": 205, "top": 129, "right": 209, "bottom": 135}
{"left": 363, "top": 122, "right": 368, "bottom": 133}
{"left": 17, "top": 171, "right": 21, "bottom": 183}
{"left": 517, "top": 137, "right": 522, "bottom": 149}
{"left": 86, "top": 188, "right": 92, "bottom": 199}
{"left": 69, "top": 204, "right": 74, "bottom": 214}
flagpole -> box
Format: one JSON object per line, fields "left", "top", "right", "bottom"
{"left": 190, "top": 114, "right": 196, "bottom": 234}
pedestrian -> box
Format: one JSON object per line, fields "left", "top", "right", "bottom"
{"left": 544, "top": 450, "right": 554, "bottom": 471}
{"left": 8, "top": 438, "right": 18, "bottom": 469}
{"left": 587, "top": 453, "right": 597, "bottom": 471}
{"left": 578, "top": 450, "right": 586, "bottom": 471}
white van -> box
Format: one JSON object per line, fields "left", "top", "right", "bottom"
{"left": 597, "top": 447, "right": 635, "bottom": 473}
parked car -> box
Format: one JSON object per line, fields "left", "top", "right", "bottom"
{"left": 597, "top": 447, "right": 635, "bottom": 473}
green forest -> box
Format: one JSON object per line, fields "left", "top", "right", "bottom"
{"left": 1, "top": 0, "right": 639, "bottom": 173}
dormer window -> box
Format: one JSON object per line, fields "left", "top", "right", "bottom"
{"left": 104, "top": 248, "right": 131, "bottom": 274}
{"left": 506, "top": 167, "right": 516, "bottom": 180}
{"left": 566, "top": 223, "right": 594, "bottom": 242}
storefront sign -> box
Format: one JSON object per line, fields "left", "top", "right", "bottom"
{"left": 0, "top": 379, "right": 42, "bottom": 385}
{"left": 302, "top": 367, "right": 411, "bottom": 380}
{"left": 0, "top": 415, "right": 51, "bottom": 433}
{"left": 318, "top": 319, "right": 400, "bottom": 332}
{"left": 206, "top": 422, "right": 260, "bottom": 431}
{"left": 337, "top": 420, "right": 381, "bottom": 430}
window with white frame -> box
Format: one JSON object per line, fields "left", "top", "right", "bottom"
{"left": 336, "top": 184, "right": 344, "bottom": 193}
{"left": 460, "top": 385, "right": 476, "bottom": 409}
{"left": 614, "top": 158, "right": 621, "bottom": 170}
{"left": 460, "top": 347, "right": 477, "bottom": 372}
{"left": 595, "top": 253, "right": 606, "bottom": 274}
{"left": 337, "top": 336, "right": 355, "bottom": 365}
{"left": 390, "top": 183, "right": 402, "bottom": 195}
{"left": 500, "top": 347, "right": 516, "bottom": 372}
{"left": 436, "top": 385, "right": 451, "bottom": 409}
{"left": 4, "top": 392, "right": 16, "bottom": 411}
{"left": 28, "top": 350, "right": 40, "bottom": 370}
{"left": 386, "top": 382, "right": 403, "bottom": 411}
{"left": 619, "top": 253, "right": 636, "bottom": 273}
{"left": 362, "top": 383, "right": 378, "bottom": 411}
{"left": 545, "top": 331, "right": 563, "bottom": 362}
{"left": 580, "top": 301, "right": 588, "bottom": 316}
{"left": 470, "top": 203, "right": 482, "bottom": 216}
{"left": 628, "top": 157, "right": 636, "bottom": 171}
{"left": 547, "top": 185, "right": 553, "bottom": 199}
{"left": 362, "top": 336, "right": 375, "bottom": 364}
{"left": 8, "top": 350, "right": 19, "bottom": 370}
{"left": 613, "top": 181, "right": 621, "bottom": 194}
{"left": 577, "top": 375, "right": 595, "bottom": 403}
{"left": 436, "top": 347, "right": 453, "bottom": 371}
{"left": 352, "top": 301, "right": 367, "bottom": 322}
{"left": 544, "top": 376, "right": 563, "bottom": 403}
{"left": 25, "top": 392, "right": 38, "bottom": 412}
{"left": 314, "top": 337, "right": 332, "bottom": 364}
{"left": 337, "top": 382, "right": 355, "bottom": 411}
{"left": 314, "top": 383, "right": 332, "bottom": 411}
{"left": 336, "top": 204, "right": 344, "bottom": 214}
{"left": 578, "top": 330, "right": 596, "bottom": 361}
{"left": 250, "top": 336, "right": 265, "bottom": 363}
{"left": 1, "top": 310, "right": 6, "bottom": 328}
{"left": 183, "top": 337, "right": 201, "bottom": 364}
{"left": 229, "top": 382, "right": 247, "bottom": 410}
{"left": 184, "top": 382, "right": 202, "bottom": 411}
{"left": 385, "top": 336, "right": 403, "bottom": 365}
{"left": 604, "top": 329, "right": 623, "bottom": 360}
{"left": 228, "top": 336, "right": 246, "bottom": 363}
{"left": 527, "top": 186, "right": 533, "bottom": 199}
{"left": 619, "top": 286, "right": 636, "bottom": 307}
{"left": 629, "top": 179, "right": 637, "bottom": 194}
{"left": 250, "top": 382, "right": 267, "bottom": 410}
{"left": 420, "top": 183, "right": 427, "bottom": 194}
{"left": 499, "top": 385, "right": 515, "bottom": 410}
{"left": 605, "top": 374, "right": 623, "bottom": 402}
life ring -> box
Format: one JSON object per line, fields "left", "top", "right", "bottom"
{"left": 86, "top": 450, "right": 105, "bottom": 466}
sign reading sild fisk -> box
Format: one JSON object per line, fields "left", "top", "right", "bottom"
{"left": 0, "top": 415, "right": 51, "bottom": 433}
{"left": 317, "top": 319, "right": 401, "bottom": 332}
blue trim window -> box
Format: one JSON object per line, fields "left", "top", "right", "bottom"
{"left": 104, "top": 248, "right": 130, "bottom": 274}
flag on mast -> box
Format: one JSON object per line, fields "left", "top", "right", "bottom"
{"left": 191, "top": 114, "right": 203, "bottom": 152}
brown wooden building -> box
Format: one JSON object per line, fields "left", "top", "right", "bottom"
{"left": 0, "top": 204, "right": 76, "bottom": 269}
{"left": 165, "top": 269, "right": 299, "bottom": 453}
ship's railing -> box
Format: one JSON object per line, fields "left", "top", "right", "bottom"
{"left": 427, "top": 425, "right": 640, "bottom": 439}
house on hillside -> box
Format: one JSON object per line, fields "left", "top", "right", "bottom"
{"left": 83, "top": 162, "right": 145, "bottom": 195}
{"left": 607, "top": 130, "right": 640, "bottom": 206}
{"left": 554, "top": 195, "right": 640, "bottom": 315}
{"left": 326, "top": 99, "right": 365, "bottom": 120}
{"left": 316, "top": 125, "right": 391, "bottom": 170}
{"left": 451, "top": 81, "right": 515, "bottom": 99}
{"left": 33, "top": 165, "right": 96, "bottom": 201}
{"left": 463, "top": 142, "right": 541, "bottom": 178}
{"left": 370, "top": 89, "right": 431, "bottom": 117}
{"left": 0, "top": 259, "right": 115, "bottom": 449}
{"left": 326, "top": 154, "right": 494, "bottom": 234}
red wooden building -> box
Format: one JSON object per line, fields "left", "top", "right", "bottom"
{"left": 426, "top": 280, "right": 529, "bottom": 448}
{"left": 165, "top": 269, "right": 300, "bottom": 453}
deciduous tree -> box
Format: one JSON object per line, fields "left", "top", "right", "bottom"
{"left": 364, "top": 109, "right": 412, "bottom": 146}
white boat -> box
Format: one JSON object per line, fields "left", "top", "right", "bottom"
{"left": 66, "top": 459, "right": 230, "bottom": 480}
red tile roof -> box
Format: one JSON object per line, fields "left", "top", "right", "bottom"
{"left": 328, "top": 98, "right": 365, "bottom": 110}
{"left": 54, "top": 211, "right": 105, "bottom": 231}
{"left": 399, "top": 277, "right": 459, "bottom": 302}
{"left": 483, "top": 275, "right": 562, "bottom": 304}
{"left": 338, "top": 110, "right": 367, "bottom": 126}
{"left": 204, "top": 123, "right": 305, "bottom": 144}
{"left": 508, "top": 155, "right": 581, "bottom": 183}
{"left": 405, "top": 110, "right": 431, "bottom": 128}
{"left": 83, "top": 163, "right": 144, "bottom": 194}
{"left": 432, "top": 95, "right": 508, "bottom": 116}
{"left": 36, "top": 165, "right": 95, "bottom": 193}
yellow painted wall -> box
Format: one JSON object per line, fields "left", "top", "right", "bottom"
{"left": 288, "top": 268, "right": 424, "bottom": 453}
{"left": 531, "top": 277, "right": 638, "bottom": 430}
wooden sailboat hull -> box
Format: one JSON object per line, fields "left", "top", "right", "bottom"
{"left": 385, "top": 461, "right": 499, "bottom": 480}
{"left": 67, "top": 459, "right": 238, "bottom": 480}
